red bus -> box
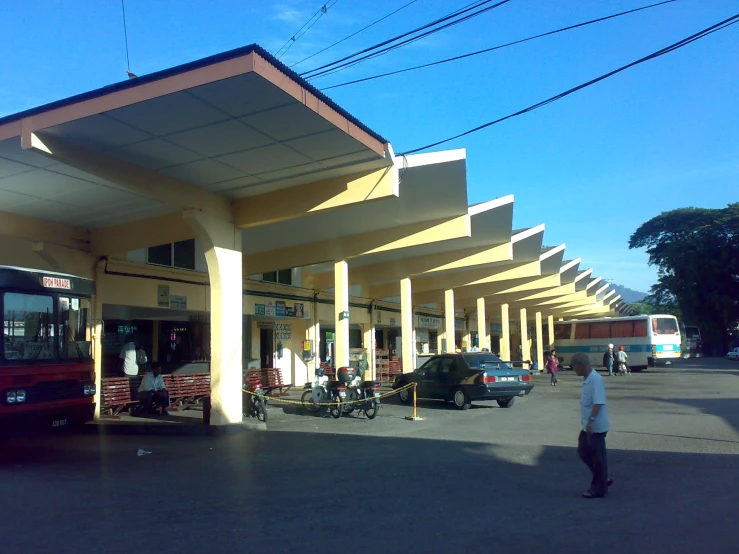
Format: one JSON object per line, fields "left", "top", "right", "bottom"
{"left": 1, "top": 266, "right": 96, "bottom": 442}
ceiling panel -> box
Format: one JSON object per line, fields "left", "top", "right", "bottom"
{"left": 160, "top": 158, "right": 247, "bottom": 186}
{"left": 285, "top": 129, "right": 368, "bottom": 161}
{"left": 107, "top": 138, "right": 204, "bottom": 170}
{"left": 105, "top": 92, "right": 227, "bottom": 136}
{"left": 217, "top": 142, "right": 313, "bottom": 175}
{"left": 0, "top": 168, "right": 94, "bottom": 197}
{"left": 0, "top": 138, "right": 56, "bottom": 168}
{"left": 166, "top": 119, "right": 274, "bottom": 158}
{"left": 205, "top": 175, "right": 264, "bottom": 194}
{"left": 241, "top": 102, "right": 335, "bottom": 141}
{"left": 45, "top": 114, "right": 152, "bottom": 150}
{"left": 0, "top": 157, "right": 31, "bottom": 179}
{"left": 7, "top": 199, "right": 88, "bottom": 222}
{"left": 187, "top": 73, "right": 297, "bottom": 118}
{"left": 0, "top": 188, "right": 36, "bottom": 210}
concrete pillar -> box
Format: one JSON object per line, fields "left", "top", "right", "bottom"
{"left": 309, "top": 315, "right": 320, "bottom": 376}
{"left": 400, "top": 277, "right": 414, "bottom": 372}
{"left": 365, "top": 307, "right": 376, "bottom": 380}
{"left": 184, "top": 210, "right": 242, "bottom": 426}
{"left": 462, "top": 318, "right": 471, "bottom": 352}
{"left": 92, "top": 260, "right": 105, "bottom": 419}
{"left": 519, "top": 307, "right": 528, "bottom": 361}
{"left": 535, "top": 311, "right": 544, "bottom": 372}
{"left": 444, "top": 288, "right": 455, "bottom": 353}
{"left": 476, "top": 297, "right": 486, "bottom": 350}
{"left": 500, "top": 303, "right": 511, "bottom": 361}
{"left": 547, "top": 314, "right": 555, "bottom": 348}
{"left": 334, "top": 260, "right": 350, "bottom": 369}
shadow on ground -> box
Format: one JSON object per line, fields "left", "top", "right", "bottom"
{"left": 1, "top": 428, "right": 737, "bottom": 554}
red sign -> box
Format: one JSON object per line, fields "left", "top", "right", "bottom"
{"left": 43, "top": 276, "right": 71, "bottom": 289}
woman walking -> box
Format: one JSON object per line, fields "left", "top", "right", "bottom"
{"left": 547, "top": 349, "right": 559, "bottom": 386}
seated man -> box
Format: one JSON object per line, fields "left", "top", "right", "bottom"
{"left": 137, "top": 363, "right": 170, "bottom": 415}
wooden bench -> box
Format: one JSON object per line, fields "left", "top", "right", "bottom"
{"left": 166, "top": 373, "right": 211, "bottom": 411}
{"left": 243, "top": 368, "right": 293, "bottom": 396}
{"left": 100, "top": 377, "right": 138, "bottom": 416}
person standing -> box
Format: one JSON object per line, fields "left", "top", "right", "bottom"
{"left": 546, "top": 349, "right": 559, "bottom": 386}
{"left": 118, "top": 335, "right": 139, "bottom": 377}
{"left": 615, "top": 346, "right": 629, "bottom": 376}
{"left": 603, "top": 344, "right": 615, "bottom": 376}
{"left": 571, "top": 352, "right": 613, "bottom": 499}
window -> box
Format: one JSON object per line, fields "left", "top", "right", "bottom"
{"left": 652, "top": 317, "right": 679, "bottom": 335}
{"left": 590, "top": 322, "right": 611, "bottom": 339}
{"left": 3, "top": 293, "right": 56, "bottom": 361}
{"left": 438, "top": 357, "right": 455, "bottom": 374}
{"left": 463, "top": 353, "right": 509, "bottom": 370}
{"left": 417, "top": 357, "right": 439, "bottom": 374}
{"left": 554, "top": 324, "right": 572, "bottom": 340}
{"left": 574, "top": 324, "right": 590, "bottom": 340}
{"left": 147, "top": 239, "right": 196, "bottom": 270}
{"left": 633, "top": 320, "right": 648, "bottom": 337}
{"left": 612, "top": 321, "right": 635, "bottom": 338}
{"left": 58, "top": 297, "right": 92, "bottom": 360}
{"left": 262, "top": 269, "right": 292, "bottom": 285}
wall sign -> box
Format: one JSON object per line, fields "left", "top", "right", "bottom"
{"left": 157, "top": 284, "right": 170, "bottom": 308}
{"left": 416, "top": 315, "right": 442, "bottom": 329}
{"left": 275, "top": 323, "right": 292, "bottom": 340}
{"left": 254, "top": 300, "right": 307, "bottom": 319}
{"left": 490, "top": 323, "right": 503, "bottom": 334}
{"left": 455, "top": 319, "right": 466, "bottom": 332}
{"left": 43, "top": 276, "right": 71, "bottom": 290}
{"left": 170, "top": 295, "right": 187, "bottom": 310}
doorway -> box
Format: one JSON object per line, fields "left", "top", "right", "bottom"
{"left": 260, "top": 327, "right": 274, "bottom": 368}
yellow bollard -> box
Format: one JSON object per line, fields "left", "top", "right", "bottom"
{"left": 404, "top": 383, "right": 425, "bottom": 421}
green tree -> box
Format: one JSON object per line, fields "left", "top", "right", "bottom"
{"left": 629, "top": 203, "right": 739, "bottom": 354}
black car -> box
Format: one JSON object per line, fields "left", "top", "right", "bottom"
{"left": 392, "top": 353, "right": 534, "bottom": 410}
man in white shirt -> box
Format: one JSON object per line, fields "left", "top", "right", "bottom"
{"left": 572, "top": 352, "right": 613, "bottom": 498}
{"left": 137, "top": 363, "right": 170, "bottom": 415}
{"left": 119, "top": 336, "right": 139, "bottom": 377}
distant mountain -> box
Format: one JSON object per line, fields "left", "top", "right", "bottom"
{"left": 605, "top": 281, "right": 649, "bottom": 303}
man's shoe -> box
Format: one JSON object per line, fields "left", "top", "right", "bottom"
{"left": 607, "top": 478, "right": 614, "bottom": 487}
{"left": 582, "top": 491, "right": 605, "bottom": 499}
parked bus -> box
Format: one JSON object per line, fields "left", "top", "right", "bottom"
{"left": 554, "top": 314, "right": 681, "bottom": 371}
{"left": 678, "top": 322, "right": 703, "bottom": 358}
{"left": 1, "top": 266, "right": 96, "bottom": 442}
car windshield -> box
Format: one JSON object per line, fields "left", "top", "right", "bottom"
{"left": 463, "top": 353, "right": 511, "bottom": 371}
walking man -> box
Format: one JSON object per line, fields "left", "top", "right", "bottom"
{"left": 603, "top": 344, "right": 615, "bottom": 376}
{"left": 571, "top": 353, "right": 612, "bottom": 498}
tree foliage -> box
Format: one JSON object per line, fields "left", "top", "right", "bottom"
{"left": 629, "top": 203, "right": 739, "bottom": 353}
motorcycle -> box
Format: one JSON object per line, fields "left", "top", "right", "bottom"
{"left": 336, "top": 365, "right": 381, "bottom": 420}
{"left": 244, "top": 380, "right": 268, "bottom": 422}
{"left": 301, "top": 367, "right": 346, "bottom": 419}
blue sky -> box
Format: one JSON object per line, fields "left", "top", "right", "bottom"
{"left": 1, "top": 0, "right": 737, "bottom": 292}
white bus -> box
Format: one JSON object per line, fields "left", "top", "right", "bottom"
{"left": 554, "top": 314, "right": 682, "bottom": 371}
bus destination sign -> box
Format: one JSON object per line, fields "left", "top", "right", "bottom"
{"left": 42, "top": 276, "right": 72, "bottom": 289}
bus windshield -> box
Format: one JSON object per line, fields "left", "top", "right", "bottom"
{"left": 3, "top": 292, "right": 56, "bottom": 361}
{"left": 651, "top": 317, "right": 679, "bottom": 336}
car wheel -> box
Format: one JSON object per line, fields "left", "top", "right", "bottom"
{"left": 398, "top": 385, "right": 412, "bottom": 405}
{"left": 452, "top": 388, "right": 471, "bottom": 410}
{"left": 497, "top": 397, "right": 515, "bottom": 408}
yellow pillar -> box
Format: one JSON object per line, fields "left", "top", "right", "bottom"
{"left": 462, "top": 318, "right": 471, "bottom": 352}
{"left": 444, "top": 288, "right": 455, "bottom": 353}
{"left": 184, "top": 210, "right": 242, "bottom": 426}
{"left": 476, "top": 297, "right": 486, "bottom": 350}
{"left": 519, "top": 307, "right": 528, "bottom": 361}
{"left": 547, "top": 314, "right": 555, "bottom": 348}
{"left": 365, "top": 307, "right": 376, "bottom": 380}
{"left": 334, "top": 260, "right": 350, "bottom": 369}
{"left": 535, "top": 311, "right": 544, "bottom": 372}
{"left": 309, "top": 314, "right": 320, "bottom": 376}
{"left": 92, "top": 260, "right": 105, "bottom": 419}
{"left": 400, "top": 278, "right": 414, "bottom": 372}
{"left": 500, "top": 303, "right": 511, "bottom": 361}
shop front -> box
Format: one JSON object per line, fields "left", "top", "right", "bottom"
{"left": 415, "top": 314, "right": 441, "bottom": 367}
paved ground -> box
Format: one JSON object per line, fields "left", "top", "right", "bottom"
{"left": 2, "top": 357, "right": 738, "bottom": 553}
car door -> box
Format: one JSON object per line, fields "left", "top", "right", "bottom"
{"left": 415, "top": 357, "right": 440, "bottom": 398}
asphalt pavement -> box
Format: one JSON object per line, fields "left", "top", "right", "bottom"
{"left": 2, "top": 357, "right": 738, "bottom": 553}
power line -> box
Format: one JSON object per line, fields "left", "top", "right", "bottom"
{"left": 300, "top": 0, "right": 511, "bottom": 79}
{"left": 323, "top": 0, "right": 678, "bottom": 90}
{"left": 290, "top": 0, "right": 421, "bottom": 69}
{"left": 276, "top": 1, "right": 341, "bottom": 60}
{"left": 399, "top": 12, "right": 739, "bottom": 155}
{"left": 120, "top": 0, "right": 135, "bottom": 78}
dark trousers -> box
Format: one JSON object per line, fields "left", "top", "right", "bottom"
{"left": 138, "top": 390, "right": 170, "bottom": 413}
{"left": 606, "top": 360, "right": 613, "bottom": 376}
{"left": 550, "top": 371, "right": 558, "bottom": 384}
{"left": 578, "top": 430, "right": 609, "bottom": 496}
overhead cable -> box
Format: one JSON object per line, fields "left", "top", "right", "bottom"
{"left": 290, "top": 0, "right": 421, "bottom": 69}
{"left": 323, "top": 0, "right": 678, "bottom": 90}
{"left": 276, "top": 1, "right": 341, "bottom": 59}
{"left": 399, "top": 12, "right": 739, "bottom": 155}
{"left": 300, "top": 0, "right": 511, "bottom": 79}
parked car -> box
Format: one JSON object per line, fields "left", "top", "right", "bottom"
{"left": 392, "top": 353, "right": 534, "bottom": 410}
{"left": 727, "top": 348, "right": 739, "bottom": 361}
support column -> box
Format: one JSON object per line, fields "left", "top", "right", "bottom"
{"left": 476, "top": 297, "right": 486, "bottom": 351}
{"left": 365, "top": 306, "right": 376, "bottom": 380}
{"left": 519, "top": 308, "right": 528, "bottom": 361}
{"left": 444, "top": 288, "right": 455, "bottom": 353}
{"left": 184, "top": 210, "right": 242, "bottom": 426}
{"left": 334, "top": 260, "right": 350, "bottom": 369}
{"left": 547, "top": 314, "right": 555, "bottom": 349}
{"left": 92, "top": 260, "right": 105, "bottom": 419}
{"left": 535, "top": 311, "right": 544, "bottom": 372}
{"left": 462, "top": 318, "right": 471, "bottom": 352}
{"left": 309, "top": 311, "right": 320, "bottom": 376}
{"left": 500, "top": 304, "right": 511, "bottom": 361}
{"left": 400, "top": 278, "right": 415, "bottom": 372}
